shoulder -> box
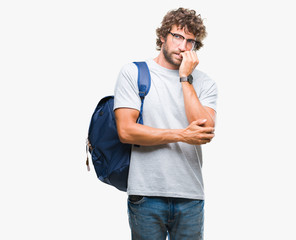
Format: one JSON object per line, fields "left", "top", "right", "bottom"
{"left": 115, "top": 62, "right": 139, "bottom": 87}
{"left": 119, "top": 62, "right": 138, "bottom": 78}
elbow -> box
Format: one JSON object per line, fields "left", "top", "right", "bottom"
{"left": 207, "top": 119, "right": 216, "bottom": 128}
{"left": 117, "top": 127, "right": 132, "bottom": 144}
{"left": 205, "top": 120, "right": 216, "bottom": 128}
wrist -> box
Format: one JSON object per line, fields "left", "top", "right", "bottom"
{"left": 180, "top": 74, "right": 193, "bottom": 84}
{"left": 174, "top": 129, "right": 185, "bottom": 143}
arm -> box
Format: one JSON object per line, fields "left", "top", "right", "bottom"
{"left": 180, "top": 51, "right": 216, "bottom": 127}
{"left": 181, "top": 82, "right": 216, "bottom": 127}
{"left": 114, "top": 108, "right": 215, "bottom": 146}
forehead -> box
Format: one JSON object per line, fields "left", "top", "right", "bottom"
{"left": 171, "top": 25, "right": 195, "bottom": 39}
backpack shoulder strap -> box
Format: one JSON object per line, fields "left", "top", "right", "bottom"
{"left": 133, "top": 61, "right": 151, "bottom": 125}
{"left": 133, "top": 61, "right": 151, "bottom": 98}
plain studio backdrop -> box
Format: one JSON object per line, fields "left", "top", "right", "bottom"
{"left": 1, "top": 0, "right": 295, "bottom": 239}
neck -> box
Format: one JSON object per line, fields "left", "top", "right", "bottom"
{"left": 154, "top": 51, "right": 179, "bottom": 70}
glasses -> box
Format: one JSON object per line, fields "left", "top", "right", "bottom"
{"left": 169, "top": 32, "right": 198, "bottom": 50}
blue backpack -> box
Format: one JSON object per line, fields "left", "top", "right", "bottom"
{"left": 86, "top": 62, "right": 151, "bottom": 192}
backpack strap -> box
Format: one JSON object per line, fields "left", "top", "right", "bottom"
{"left": 133, "top": 62, "right": 151, "bottom": 125}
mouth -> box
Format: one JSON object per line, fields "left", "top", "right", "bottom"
{"left": 174, "top": 53, "right": 182, "bottom": 60}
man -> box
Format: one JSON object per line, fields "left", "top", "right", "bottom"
{"left": 114, "top": 7, "right": 217, "bottom": 240}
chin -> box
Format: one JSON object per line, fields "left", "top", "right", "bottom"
{"left": 163, "top": 46, "right": 181, "bottom": 67}
{"left": 172, "top": 58, "right": 181, "bottom": 66}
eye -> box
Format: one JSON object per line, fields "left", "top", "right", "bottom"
{"left": 187, "top": 39, "right": 195, "bottom": 44}
{"left": 174, "top": 34, "right": 184, "bottom": 40}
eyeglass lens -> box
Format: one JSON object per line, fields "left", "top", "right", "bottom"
{"left": 171, "top": 33, "right": 196, "bottom": 50}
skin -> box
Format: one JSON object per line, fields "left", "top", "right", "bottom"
{"left": 114, "top": 24, "right": 216, "bottom": 146}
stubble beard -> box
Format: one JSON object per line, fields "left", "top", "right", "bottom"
{"left": 162, "top": 41, "right": 181, "bottom": 67}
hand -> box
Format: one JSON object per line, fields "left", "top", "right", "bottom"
{"left": 181, "top": 119, "right": 215, "bottom": 145}
{"left": 179, "top": 51, "right": 199, "bottom": 78}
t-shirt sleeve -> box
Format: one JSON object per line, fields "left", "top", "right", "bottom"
{"left": 114, "top": 63, "right": 141, "bottom": 111}
{"left": 199, "top": 77, "right": 218, "bottom": 112}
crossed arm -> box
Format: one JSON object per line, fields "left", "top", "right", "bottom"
{"left": 115, "top": 51, "right": 216, "bottom": 146}
{"left": 114, "top": 104, "right": 215, "bottom": 146}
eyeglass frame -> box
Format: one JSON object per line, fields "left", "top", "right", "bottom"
{"left": 168, "top": 32, "right": 199, "bottom": 50}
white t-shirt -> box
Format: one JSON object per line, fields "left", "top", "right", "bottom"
{"left": 114, "top": 58, "right": 218, "bottom": 200}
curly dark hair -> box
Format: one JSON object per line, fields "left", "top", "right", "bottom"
{"left": 156, "top": 8, "right": 207, "bottom": 51}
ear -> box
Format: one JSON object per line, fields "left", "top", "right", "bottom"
{"left": 160, "top": 36, "right": 165, "bottom": 43}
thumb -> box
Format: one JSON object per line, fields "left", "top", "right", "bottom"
{"left": 194, "top": 119, "right": 207, "bottom": 126}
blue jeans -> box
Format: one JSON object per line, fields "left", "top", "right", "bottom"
{"left": 127, "top": 196, "right": 204, "bottom": 240}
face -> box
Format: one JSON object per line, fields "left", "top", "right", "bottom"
{"left": 161, "top": 25, "right": 196, "bottom": 67}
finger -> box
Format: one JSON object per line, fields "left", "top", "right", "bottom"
{"left": 200, "top": 133, "right": 215, "bottom": 140}
{"left": 186, "top": 51, "right": 193, "bottom": 61}
{"left": 191, "top": 51, "right": 199, "bottom": 66}
{"left": 196, "top": 139, "right": 211, "bottom": 145}
{"left": 198, "top": 126, "right": 215, "bottom": 132}
{"left": 193, "top": 119, "right": 207, "bottom": 126}
{"left": 189, "top": 50, "right": 195, "bottom": 60}
{"left": 202, "top": 127, "right": 215, "bottom": 133}
{"left": 183, "top": 51, "right": 191, "bottom": 61}
{"left": 191, "top": 51, "right": 198, "bottom": 59}
{"left": 181, "top": 52, "right": 189, "bottom": 58}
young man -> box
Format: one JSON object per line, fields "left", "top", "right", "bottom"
{"left": 114, "top": 7, "right": 217, "bottom": 240}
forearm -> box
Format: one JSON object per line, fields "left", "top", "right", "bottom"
{"left": 182, "top": 82, "right": 215, "bottom": 127}
{"left": 115, "top": 106, "right": 214, "bottom": 146}
{"left": 117, "top": 123, "right": 183, "bottom": 146}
